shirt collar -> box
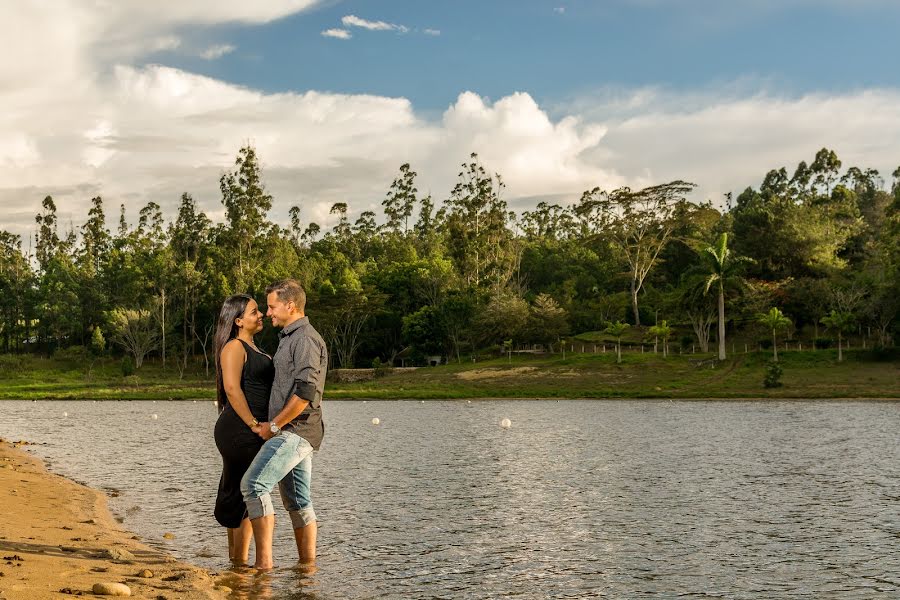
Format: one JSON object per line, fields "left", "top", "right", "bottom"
{"left": 279, "top": 315, "right": 308, "bottom": 338}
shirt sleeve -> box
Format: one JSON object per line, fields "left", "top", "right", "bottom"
{"left": 290, "top": 336, "right": 323, "bottom": 408}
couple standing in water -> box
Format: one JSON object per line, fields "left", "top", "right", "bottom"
{"left": 212, "top": 279, "right": 328, "bottom": 569}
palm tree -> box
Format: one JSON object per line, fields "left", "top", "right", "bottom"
{"left": 648, "top": 320, "right": 673, "bottom": 357}
{"left": 757, "top": 307, "right": 792, "bottom": 362}
{"left": 702, "top": 233, "right": 749, "bottom": 361}
{"left": 821, "top": 310, "right": 854, "bottom": 362}
{"left": 604, "top": 321, "right": 630, "bottom": 364}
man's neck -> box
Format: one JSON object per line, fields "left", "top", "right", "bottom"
{"left": 282, "top": 313, "right": 305, "bottom": 328}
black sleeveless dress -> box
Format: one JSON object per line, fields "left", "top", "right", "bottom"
{"left": 214, "top": 339, "right": 275, "bottom": 528}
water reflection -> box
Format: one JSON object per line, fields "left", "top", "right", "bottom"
{"left": 216, "top": 563, "right": 322, "bottom": 600}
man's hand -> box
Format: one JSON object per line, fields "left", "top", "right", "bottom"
{"left": 253, "top": 422, "right": 275, "bottom": 441}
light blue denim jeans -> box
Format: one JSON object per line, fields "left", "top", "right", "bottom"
{"left": 241, "top": 430, "right": 317, "bottom": 528}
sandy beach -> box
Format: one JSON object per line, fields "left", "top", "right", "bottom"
{"left": 0, "top": 438, "right": 229, "bottom": 599}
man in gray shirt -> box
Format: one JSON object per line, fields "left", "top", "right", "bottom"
{"left": 240, "top": 279, "right": 327, "bottom": 569}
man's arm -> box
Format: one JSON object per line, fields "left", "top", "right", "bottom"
{"left": 255, "top": 336, "right": 320, "bottom": 440}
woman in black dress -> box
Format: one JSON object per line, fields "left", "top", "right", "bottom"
{"left": 213, "top": 294, "right": 275, "bottom": 565}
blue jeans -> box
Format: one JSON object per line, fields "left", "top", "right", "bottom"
{"left": 241, "top": 430, "right": 317, "bottom": 529}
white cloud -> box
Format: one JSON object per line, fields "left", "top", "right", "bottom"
{"left": 554, "top": 7, "right": 566, "bottom": 14}
{"left": 321, "top": 28, "right": 352, "bottom": 39}
{"left": 2, "top": 0, "right": 900, "bottom": 240}
{"left": 152, "top": 35, "right": 182, "bottom": 51}
{"left": 200, "top": 44, "right": 236, "bottom": 60}
{"left": 341, "top": 14, "right": 409, "bottom": 33}
{"left": 424, "top": 28, "right": 441, "bottom": 36}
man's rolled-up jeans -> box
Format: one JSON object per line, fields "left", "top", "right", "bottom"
{"left": 241, "top": 430, "right": 317, "bottom": 529}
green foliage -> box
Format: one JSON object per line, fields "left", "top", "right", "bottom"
{"left": 1, "top": 145, "right": 896, "bottom": 374}
{"left": 91, "top": 327, "right": 106, "bottom": 355}
{"left": 763, "top": 360, "right": 784, "bottom": 388}
{"left": 121, "top": 356, "right": 135, "bottom": 377}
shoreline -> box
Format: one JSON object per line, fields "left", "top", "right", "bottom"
{"left": 0, "top": 438, "right": 228, "bottom": 599}
{"left": 1, "top": 396, "right": 898, "bottom": 402}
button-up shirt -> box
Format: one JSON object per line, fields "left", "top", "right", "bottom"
{"left": 269, "top": 315, "right": 327, "bottom": 450}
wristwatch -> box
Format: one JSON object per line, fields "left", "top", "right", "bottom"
{"left": 269, "top": 422, "right": 281, "bottom": 435}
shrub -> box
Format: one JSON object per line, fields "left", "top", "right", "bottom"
{"left": 121, "top": 356, "right": 135, "bottom": 377}
{"left": 54, "top": 345, "right": 90, "bottom": 361}
{"left": 372, "top": 357, "right": 393, "bottom": 378}
{"left": 814, "top": 338, "right": 833, "bottom": 349}
{"left": 763, "top": 361, "right": 783, "bottom": 388}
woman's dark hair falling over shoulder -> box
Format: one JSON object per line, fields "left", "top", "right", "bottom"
{"left": 214, "top": 294, "right": 253, "bottom": 411}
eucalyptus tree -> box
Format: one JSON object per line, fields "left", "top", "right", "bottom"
{"left": 580, "top": 180, "right": 696, "bottom": 325}
{"left": 444, "top": 153, "right": 512, "bottom": 289}
{"left": 169, "top": 193, "right": 212, "bottom": 368}
{"left": 0, "top": 232, "right": 33, "bottom": 352}
{"left": 219, "top": 145, "right": 274, "bottom": 293}
{"left": 809, "top": 147, "right": 842, "bottom": 196}
{"left": 75, "top": 196, "right": 111, "bottom": 344}
{"left": 34, "top": 196, "right": 79, "bottom": 350}
{"left": 758, "top": 308, "right": 792, "bottom": 362}
{"left": 383, "top": 163, "right": 418, "bottom": 234}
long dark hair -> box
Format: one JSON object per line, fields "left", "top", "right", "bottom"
{"left": 214, "top": 294, "right": 253, "bottom": 412}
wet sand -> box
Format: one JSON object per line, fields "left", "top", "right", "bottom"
{"left": 0, "top": 438, "right": 229, "bottom": 599}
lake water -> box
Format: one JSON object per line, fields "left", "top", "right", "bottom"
{"left": 1, "top": 399, "right": 898, "bottom": 599}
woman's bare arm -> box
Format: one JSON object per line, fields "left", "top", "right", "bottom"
{"left": 220, "top": 340, "right": 258, "bottom": 428}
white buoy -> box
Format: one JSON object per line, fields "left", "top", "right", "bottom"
{"left": 63, "top": 412, "right": 68, "bottom": 417}
{"left": 421, "top": 400, "right": 425, "bottom": 404}
{"left": 500, "top": 418, "right": 512, "bottom": 429}
{"left": 372, "top": 418, "right": 380, "bottom": 425}
{"left": 152, "top": 414, "right": 158, "bottom": 420}
{"left": 153, "top": 400, "right": 157, "bottom": 403}
{"left": 467, "top": 400, "right": 472, "bottom": 404}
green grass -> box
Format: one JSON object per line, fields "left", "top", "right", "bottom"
{"left": 0, "top": 349, "right": 897, "bottom": 400}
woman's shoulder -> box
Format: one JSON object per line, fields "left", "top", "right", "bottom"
{"left": 221, "top": 338, "right": 248, "bottom": 357}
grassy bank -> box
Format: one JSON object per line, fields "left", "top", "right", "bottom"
{"left": 1, "top": 349, "right": 898, "bottom": 400}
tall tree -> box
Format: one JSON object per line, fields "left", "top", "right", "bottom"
{"left": 219, "top": 145, "right": 274, "bottom": 292}
{"left": 702, "top": 233, "right": 748, "bottom": 360}
{"left": 383, "top": 163, "right": 418, "bottom": 234}
{"left": 581, "top": 180, "right": 696, "bottom": 325}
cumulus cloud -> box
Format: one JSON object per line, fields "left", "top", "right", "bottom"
{"left": 200, "top": 44, "right": 236, "bottom": 59}
{"left": 341, "top": 14, "right": 409, "bottom": 33}
{"left": 2, "top": 0, "right": 900, "bottom": 241}
{"left": 321, "top": 28, "right": 351, "bottom": 39}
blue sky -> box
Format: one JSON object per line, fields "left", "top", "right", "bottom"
{"left": 157, "top": 1, "right": 900, "bottom": 111}
{"left": 3, "top": 0, "right": 900, "bottom": 237}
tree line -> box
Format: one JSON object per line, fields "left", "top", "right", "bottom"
{"left": 1, "top": 146, "right": 897, "bottom": 371}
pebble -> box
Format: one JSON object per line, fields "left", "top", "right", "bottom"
{"left": 136, "top": 569, "right": 153, "bottom": 578}
{"left": 105, "top": 548, "right": 135, "bottom": 561}
{"left": 215, "top": 586, "right": 232, "bottom": 593}
{"left": 92, "top": 582, "right": 131, "bottom": 596}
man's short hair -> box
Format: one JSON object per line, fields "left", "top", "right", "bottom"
{"left": 266, "top": 279, "right": 306, "bottom": 312}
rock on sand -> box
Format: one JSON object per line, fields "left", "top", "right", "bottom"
{"left": 92, "top": 582, "right": 132, "bottom": 596}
